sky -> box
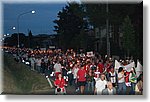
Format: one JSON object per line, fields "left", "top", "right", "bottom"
{"left": 3, "top": 3, "right": 67, "bottom": 35}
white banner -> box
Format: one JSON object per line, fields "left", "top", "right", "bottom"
{"left": 136, "top": 61, "right": 143, "bottom": 77}
{"left": 124, "top": 61, "right": 135, "bottom": 72}
{"left": 115, "top": 60, "right": 142, "bottom": 77}
{"left": 114, "top": 60, "right": 122, "bottom": 71}
{"left": 136, "top": 61, "right": 143, "bottom": 71}
{"left": 87, "top": 51, "right": 94, "bottom": 57}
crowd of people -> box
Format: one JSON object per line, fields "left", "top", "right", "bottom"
{"left": 3, "top": 47, "right": 143, "bottom": 95}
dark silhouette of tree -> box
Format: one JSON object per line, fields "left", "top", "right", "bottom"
{"left": 53, "top": 2, "right": 87, "bottom": 50}
{"left": 82, "top": 2, "right": 142, "bottom": 59}
{"left": 5, "top": 33, "right": 28, "bottom": 47}
{"left": 28, "top": 30, "right": 33, "bottom": 48}
{"left": 122, "top": 16, "right": 135, "bottom": 57}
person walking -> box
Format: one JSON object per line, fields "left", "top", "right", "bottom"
{"left": 86, "top": 69, "right": 95, "bottom": 94}
{"left": 77, "top": 65, "right": 86, "bottom": 94}
{"left": 95, "top": 73, "right": 107, "bottom": 95}
{"left": 129, "top": 67, "right": 137, "bottom": 94}
{"left": 54, "top": 61, "right": 62, "bottom": 79}
{"left": 72, "top": 64, "right": 79, "bottom": 92}
{"left": 107, "top": 66, "right": 118, "bottom": 87}
{"left": 117, "top": 67, "right": 126, "bottom": 95}
{"left": 102, "top": 82, "right": 116, "bottom": 95}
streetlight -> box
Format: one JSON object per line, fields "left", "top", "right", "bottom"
{"left": 1, "top": 26, "right": 16, "bottom": 43}
{"left": 17, "top": 10, "right": 35, "bottom": 48}
{"left": 0, "top": 26, "right": 16, "bottom": 46}
{"left": 5, "top": 26, "right": 16, "bottom": 37}
{"left": 12, "top": 26, "right": 16, "bottom": 30}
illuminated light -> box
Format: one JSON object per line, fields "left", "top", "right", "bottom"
{"left": 25, "top": 62, "right": 30, "bottom": 65}
{"left": 66, "top": 78, "right": 68, "bottom": 81}
{"left": 50, "top": 72, "right": 54, "bottom": 76}
{"left": 70, "top": 64, "right": 73, "bottom": 67}
{"left": 12, "top": 27, "right": 16, "bottom": 30}
{"left": 64, "top": 76, "right": 66, "bottom": 79}
{"left": 22, "top": 60, "right": 25, "bottom": 63}
{"left": 67, "top": 71, "right": 72, "bottom": 74}
{"left": 31, "top": 10, "right": 35, "bottom": 14}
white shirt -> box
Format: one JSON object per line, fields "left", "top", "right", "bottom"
{"left": 108, "top": 89, "right": 113, "bottom": 95}
{"left": 95, "top": 79, "right": 107, "bottom": 95}
{"left": 118, "top": 73, "right": 125, "bottom": 83}
{"left": 54, "top": 63, "right": 62, "bottom": 72}
{"left": 30, "top": 57, "right": 35, "bottom": 65}
{"left": 36, "top": 59, "right": 41, "bottom": 66}
{"left": 73, "top": 67, "right": 79, "bottom": 79}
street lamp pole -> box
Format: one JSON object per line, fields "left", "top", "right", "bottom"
{"left": 17, "top": 10, "right": 35, "bottom": 48}
{"left": 106, "top": 1, "right": 110, "bottom": 58}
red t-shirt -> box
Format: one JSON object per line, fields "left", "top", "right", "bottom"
{"left": 97, "top": 63, "right": 104, "bottom": 73}
{"left": 54, "top": 78, "right": 66, "bottom": 88}
{"left": 77, "top": 69, "right": 86, "bottom": 82}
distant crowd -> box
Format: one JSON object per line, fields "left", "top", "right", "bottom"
{"left": 3, "top": 47, "right": 143, "bottom": 95}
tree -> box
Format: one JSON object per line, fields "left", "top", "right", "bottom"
{"left": 5, "top": 33, "right": 28, "bottom": 47}
{"left": 28, "top": 30, "right": 33, "bottom": 48}
{"left": 82, "top": 3, "right": 141, "bottom": 57}
{"left": 122, "top": 16, "right": 136, "bottom": 57}
{"left": 53, "top": 2, "right": 87, "bottom": 50}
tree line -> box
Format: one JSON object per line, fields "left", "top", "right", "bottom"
{"left": 53, "top": 1, "right": 143, "bottom": 61}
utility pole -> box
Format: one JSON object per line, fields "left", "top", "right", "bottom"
{"left": 106, "top": 1, "right": 110, "bottom": 58}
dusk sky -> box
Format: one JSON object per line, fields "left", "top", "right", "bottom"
{"left": 3, "top": 3, "right": 68, "bottom": 35}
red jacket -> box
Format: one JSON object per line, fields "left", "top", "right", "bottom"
{"left": 54, "top": 78, "right": 66, "bottom": 88}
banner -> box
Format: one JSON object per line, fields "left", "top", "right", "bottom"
{"left": 136, "top": 61, "right": 143, "bottom": 71}
{"left": 114, "top": 60, "right": 122, "bottom": 71}
{"left": 87, "top": 51, "right": 94, "bottom": 57}
{"left": 136, "top": 61, "right": 143, "bottom": 77}
{"left": 124, "top": 61, "right": 135, "bottom": 72}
